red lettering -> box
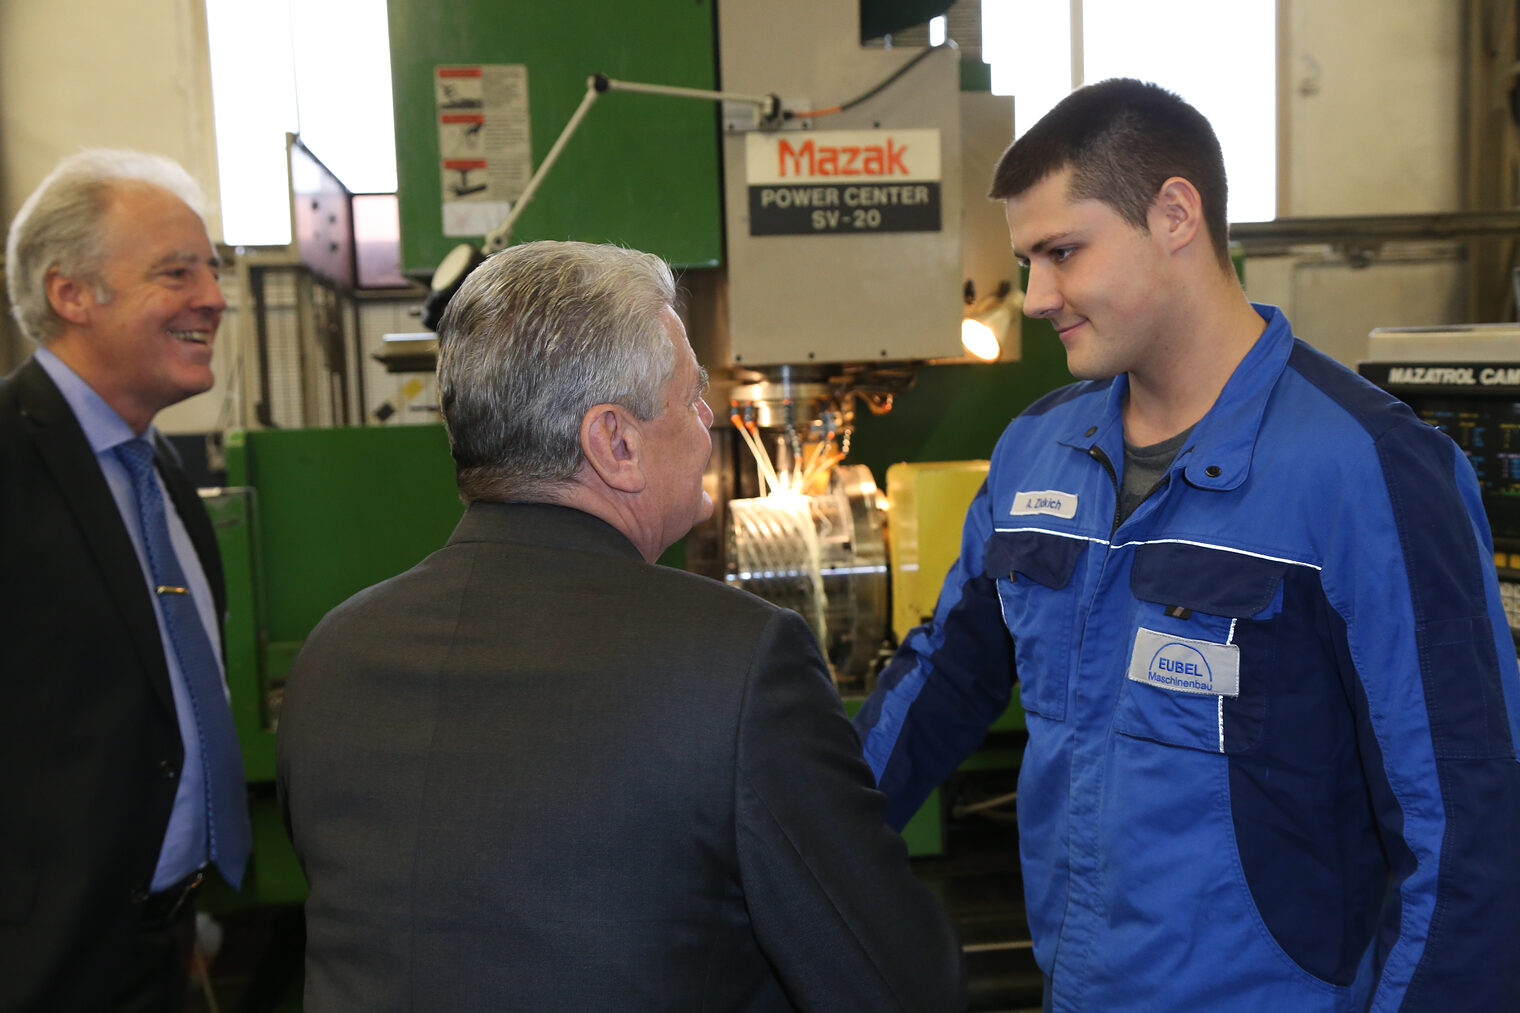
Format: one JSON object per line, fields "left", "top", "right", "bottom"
{"left": 776, "top": 137, "right": 913, "bottom": 179}
{"left": 777, "top": 139, "right": 814, "bottom": 177}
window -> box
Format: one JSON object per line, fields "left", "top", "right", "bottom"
{"left": 205, "top": 0, "right": 397, "bottom": 246}
{"left": 982, "top": 0, "right": 1276, "bottom": 223}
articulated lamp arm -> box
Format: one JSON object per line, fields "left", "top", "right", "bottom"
{"left": 423, "top": 74, "right": 778, "bottom": 328}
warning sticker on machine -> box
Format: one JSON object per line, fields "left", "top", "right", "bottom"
{"left": 745, "top": 129, "right": 941, "bottom": 235}
{"left": 435, "top": 64, "right": 533, "bottom": 237}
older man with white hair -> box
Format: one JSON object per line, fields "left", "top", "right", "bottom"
{"left": 278, "top": 240, "right": 966, "bottom": 1012}
{"left": 0, "top": 149, "right": 249, "bottom": 1011}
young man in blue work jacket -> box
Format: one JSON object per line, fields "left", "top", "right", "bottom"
{"left": 854, "top": 78, "right": 1520, "bottom": 1012}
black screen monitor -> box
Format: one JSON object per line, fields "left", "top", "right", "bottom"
{"left": 1396, "top": 393, "right": 1520, "bottom": 550}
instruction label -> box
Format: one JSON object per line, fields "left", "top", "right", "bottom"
{"left": 745, "top": 129, "right": 941, "bottom": 236}
{"left": 435, "top": 65, "right": 533, "bottom": 237}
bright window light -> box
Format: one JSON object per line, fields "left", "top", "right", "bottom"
{"left": 289, "top": 0, "right": 397, "bottom": 194}
{"left": 982, "top": 0, "right": 1276, "bottom": 223}
{"left": 984, "top": 0, "right": 1071, "bottom": 137}
{"left": 929, "top": 16, "right": 947, "bottom": 46}
{"left": 205, "top": 0, "right": 298, "bottom": 246}
{"left": 1083, "top": 0, "right": 1275, "bottom": 222}
{"left": 206, "top": 0, "right": 397, "bottom": 247}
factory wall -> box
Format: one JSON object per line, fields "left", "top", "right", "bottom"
{"left": 1245, "top": 0, "right": 1470, "bottom": 365}
{"left": 0, "top": 0, "right": 1482, "bottom": 433}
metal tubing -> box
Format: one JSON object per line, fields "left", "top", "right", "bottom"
{"left": 483, "top": 80, "right": 604, "bottom": 252}
{"left": 602, "top": 76, "right": 775, "bottom": 114}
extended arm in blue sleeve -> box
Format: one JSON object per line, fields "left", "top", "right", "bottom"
{"left": 853, "top": 480, "right": 1016, "bottom": 830}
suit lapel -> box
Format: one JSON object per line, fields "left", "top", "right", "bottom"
{"left": 15, "top": 360, "right": 179, "bottom": 715}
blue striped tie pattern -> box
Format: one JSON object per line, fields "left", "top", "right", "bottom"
{"left": 115, "top": 437, "right": 252, "bottom": 887}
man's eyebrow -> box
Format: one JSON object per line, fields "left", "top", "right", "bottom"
{"left": 149, "top": 250, "right": 221, "bottom": 271}
{"left": 694, "top": 366, "right": 710, "bottom": 398}
{"left": 1014, "top": 230, "right": 1074, "bottom": 259}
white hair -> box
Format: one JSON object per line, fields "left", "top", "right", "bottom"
{"left": 5, "top": 149, "right": 209, "bottom": 343}
{"left": 436, "top": 241, "right": 678, "bottom": 503}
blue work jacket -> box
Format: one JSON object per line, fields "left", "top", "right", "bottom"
{"left": 856, "top": 305, "right": 1520, "bottom": 1012}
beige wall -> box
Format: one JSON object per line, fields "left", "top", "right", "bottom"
{"left": 1280, "top": 0, "right": 1462, "bottom": 216}
{"left": 1244, "top": 0, "right": 1469, "bottom": 364}
{"left": 0, "top": 0, "right": 222, "bottom": 235}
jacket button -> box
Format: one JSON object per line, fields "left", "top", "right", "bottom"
{"left": 157, "top": 760, "right": 178, "bottom": 779}
{"left": 1205, "top": 465, "right": 1222, "bottom": 477}
{"left": 1085, "top": 426, "right": 1097, "bottom": 437}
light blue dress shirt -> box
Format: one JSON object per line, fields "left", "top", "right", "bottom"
{"left": 35, "top": 347, "right": 225, "bottom": 891}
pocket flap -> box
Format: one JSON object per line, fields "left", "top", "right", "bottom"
{"left": 1131, "top": 542, "right": 1287, "bottom": 616}
{"left": 983, "top": 530, "right": 1087, "bottom": 589}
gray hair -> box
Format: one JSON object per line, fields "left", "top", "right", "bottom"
{"left": 6, "top": 149, "right": 209, "bottom": 344}
{"left": 436, "top": 240, "right": 679, "bottom": 503}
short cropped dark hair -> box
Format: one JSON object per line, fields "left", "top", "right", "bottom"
{"left": 989, "top": 78, "right": 1232, "bottom": 271}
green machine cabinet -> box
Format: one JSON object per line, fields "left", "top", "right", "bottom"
{"left": 388, "top": 0, "right": 723, "bottom": 274}
{"left": 203, "top": 425, "right": 466, "bottom": 908}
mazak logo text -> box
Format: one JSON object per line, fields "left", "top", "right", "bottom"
{"left": 777, "top": 138, "right": 909, "bottom": 178}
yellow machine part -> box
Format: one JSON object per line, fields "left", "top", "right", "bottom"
{"left": 887, "top": 460, "right": 991, "bottom": 642}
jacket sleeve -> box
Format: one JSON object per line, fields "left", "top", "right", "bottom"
{"left": 853, "top": 479, "right": 1017, "bottom": 829}
{"left": 735, "top": 608, "right": 967, "bottom": 1013}
{"left": 1328, "top": 420, "right": 1520, "bottom": 1011}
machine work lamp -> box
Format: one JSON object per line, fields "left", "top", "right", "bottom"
{"left": 961, "top": 280, "right": 1019, "bottom": 361}
{"left": 421, "top": 73, "right": 781, "bottom": 330}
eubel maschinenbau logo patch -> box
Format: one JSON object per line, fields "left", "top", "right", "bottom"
{"left": 1010, "top": 490, "right": 1078, "bottom": 520}
{"left": 1127, "top": 627, "right": 1240, "bottom": 697}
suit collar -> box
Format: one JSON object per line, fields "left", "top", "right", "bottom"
{"left": 13, "top": 357, "right": 182, "bottom": 715}
{"left": 32, "top": 345, "right": 140, "bottom": 452}
{"left": 449, "top": 500, "right": 645, "bottom": 561}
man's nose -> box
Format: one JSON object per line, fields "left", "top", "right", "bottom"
{"left": 197, "top": 269, "right": 228, "bottom": 314}
{"left": 1022, "top": 264, "right": 1060, "bottom": 319}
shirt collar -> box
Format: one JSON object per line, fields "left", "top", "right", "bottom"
{"left": 33, "top": 346, "right": 152, "bottom": 454}
{"left": 1056, "top": 303, "right": 1295, "bottom": 492}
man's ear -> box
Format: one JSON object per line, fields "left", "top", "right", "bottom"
{"left": 1152, "top": 176, "right": 1204, "bottom": 255}
{"left": 44, "top": 269, "right": 95, "bottom": 327}
{"left": 579, "top": 403, "right": 647, "bottom": 494}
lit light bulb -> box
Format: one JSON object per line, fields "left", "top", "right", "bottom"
{"left": 961, "top": 317, "right": 1001, "bottom": 361}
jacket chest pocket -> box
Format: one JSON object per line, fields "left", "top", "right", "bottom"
{"left": 984, "top": 530, "right": 1089, "bottom": 722}
{"left": 1114, "top": 542, "right": 1287, "bottom": 754}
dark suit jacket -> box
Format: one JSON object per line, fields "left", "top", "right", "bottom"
{"left": 278, "top": 501, "right": 965, "bottom": 1011}
{"left": 0, "top": 357, "right": 227, "bottom": 1010}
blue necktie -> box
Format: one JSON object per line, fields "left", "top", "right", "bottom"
{"left": 115, "top": 437, "right": 252, "bottom": 888}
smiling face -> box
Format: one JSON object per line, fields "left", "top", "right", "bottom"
{"left": 1006, "top": 166, "right": 1174, "bottom": 382}
{"left": 48, "top": 183, "right": 225, "bottom": 432}
{"left": 641, "top": 305, "right": 715, "bottom": 552}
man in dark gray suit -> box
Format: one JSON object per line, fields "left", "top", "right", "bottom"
{"left": 277, "top": 241, "right": 966, "bottom": 1011}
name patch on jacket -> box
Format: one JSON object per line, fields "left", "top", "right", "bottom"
{"left": 1127, "top": 627, "right": 1240, "bottom": 697}
{"left": 1010, "top": 490, "right": 1078, "bottom": 519}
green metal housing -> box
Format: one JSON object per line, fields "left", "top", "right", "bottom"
{"left": 388, "top": 0, "right": 723, "bottom": 275}
{"left": 204, "top": 426, "right": 465, "bottom": 908}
